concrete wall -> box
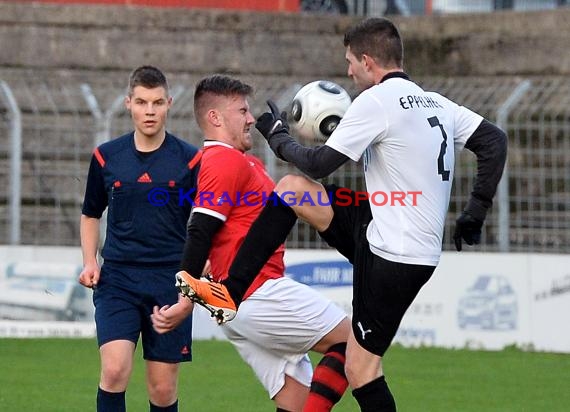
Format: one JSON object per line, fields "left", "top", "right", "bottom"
{"left": 0, "top": 1, "right": 569, "bottom": 81}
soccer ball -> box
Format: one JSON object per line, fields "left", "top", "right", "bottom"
{"left": 290, "top": 80, "right": 351, "bottom": 144}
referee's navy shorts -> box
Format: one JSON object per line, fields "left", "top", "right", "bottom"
{"left": 93, "top": 261, "right": 192, "bottom": 363}
{"left": 320, "top": 184, "right": 435, "bottom": 356}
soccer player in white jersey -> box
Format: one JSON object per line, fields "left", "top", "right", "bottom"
{"left": 178, "top": 18, "right": 507, "bottom": 411}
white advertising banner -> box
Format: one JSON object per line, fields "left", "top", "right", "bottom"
{"left": 396, "top": 253, "right": 532, "bottom": 350}
{"left": 527, "top": 254, "right": 570, "bottom": 352}
{"left": 0, "top": 246, "right": 568, "bottom": 354}
{"left": 282, "top": 250, "right": 570, "bottom": 354}
{"left": 0, "top": 246, "right": 89, "bottom": 323}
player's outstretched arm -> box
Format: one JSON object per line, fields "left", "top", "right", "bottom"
{"left": 454, "top": 119, "right": 507, "bottom": 251}
{"left": 255, "top": 100, "right": 350, "bottom": 179}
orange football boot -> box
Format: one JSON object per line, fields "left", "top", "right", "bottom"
{"left": 175, "top": 271, "right": 237, "bottom": 324}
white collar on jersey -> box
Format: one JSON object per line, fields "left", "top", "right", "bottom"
{"left": 203, "top": 140, "right": 234, "bottom": 149}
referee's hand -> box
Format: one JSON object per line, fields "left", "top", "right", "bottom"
{"left": 453, "top": 212, "right": 483, "bottom": 251}
{"left": 78, "top": 263, "right": 100, "bottom": 289}
{"left": 151, "top": 298, "right": 194, "bottom": 334}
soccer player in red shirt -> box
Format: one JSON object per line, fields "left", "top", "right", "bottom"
{"left": 151, "top": 75, "right": 351, "bottom": 412}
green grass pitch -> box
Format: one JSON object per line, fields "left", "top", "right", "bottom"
{"left": 0, "top": 338, "right": 568, "bottom": 411}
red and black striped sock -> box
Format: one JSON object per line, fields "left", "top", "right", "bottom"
{"left": 303, "top": 342, "right": 348, "bottom": 412}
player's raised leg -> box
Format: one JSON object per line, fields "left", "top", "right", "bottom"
{"left": 224, "top": 175, "right": 333, "bottom": 303}
{"left": 276, "top": 175, "right": 334, "bottom": 232}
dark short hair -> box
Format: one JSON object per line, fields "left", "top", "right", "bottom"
{"left": 193, "top": 75, "right": 253, "bottom": 127}
{"left": 128, "top": 66, "right": 169, "bottom": 96}
{"left": 343, "top": 18, "right": 403, "bottom": 68}
{"left": 194, "top": 74, "right": 253, "bottom": 101}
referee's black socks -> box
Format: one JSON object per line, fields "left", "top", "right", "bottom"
{"left": 97, "top": 387, "right": 125, "bottom": 412}
{"left": 149, "top": 399, "right": 178, "bottom": 411}
{"left": 225, "top": 192, "right": 297, "bottom": 304}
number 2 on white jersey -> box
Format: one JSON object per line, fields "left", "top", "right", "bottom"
{"left": 427, "top": 116, "right": 450, "bottom": 181}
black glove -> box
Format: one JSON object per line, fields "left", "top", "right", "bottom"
{"left": 453, "top": 211, "right": 483, "bottom": 251}
{"left": 255, "top": 100, "right": 290, "bottom": 140}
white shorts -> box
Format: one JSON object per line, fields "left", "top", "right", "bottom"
{"left": 221, "top": 276, "right": 347, "bottom": 399}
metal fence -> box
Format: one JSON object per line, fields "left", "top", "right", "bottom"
{"left": 0, "top": 73, "right": 569, "bottom": 253}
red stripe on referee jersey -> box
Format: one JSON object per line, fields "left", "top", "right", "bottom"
{"left": 93, "top": 148, "right": 105, "bottom": 167}
{"left": 187, "top": 150, "right": 202, "bottom": 170}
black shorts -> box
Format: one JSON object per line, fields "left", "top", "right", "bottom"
{"left": 319, "top": 185, "right": 435, "bottom": 356}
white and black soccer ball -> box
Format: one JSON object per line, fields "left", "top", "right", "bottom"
{"left": 290, "top": 80, "right": 351, "bottom": 144}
